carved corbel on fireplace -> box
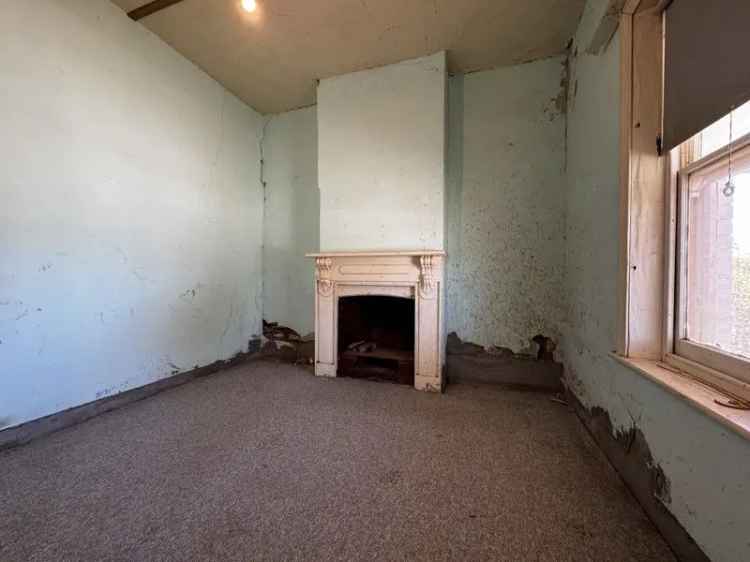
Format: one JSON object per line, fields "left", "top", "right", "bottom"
{"left": 418, "top": 255, "right": 437, "bottom": 299}
{"left": 315, "top": 257, "right": 334, "bottom": 297}
{"left": 306, "top": 251, "right": 446, "bottom": 392}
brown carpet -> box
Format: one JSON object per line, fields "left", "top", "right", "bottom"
{"left": 0, "top": 361, "right": 674, "bottom": 561}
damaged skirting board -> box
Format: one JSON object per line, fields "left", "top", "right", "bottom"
{"left": 0, "top": 346, "right": 262, "bottom": 452}
{"left": 565, "top": 388, "right": 709, "bottom": 562}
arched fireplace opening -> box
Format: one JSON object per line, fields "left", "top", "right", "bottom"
{"left": 337, "top": 295, "right": 415, "bottom": 385}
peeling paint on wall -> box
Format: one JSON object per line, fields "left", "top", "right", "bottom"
{"left": 446, "top": 57, "right": 568, "bottom": 352}
{"left": 562, "top": 4, "right": 750, "bottom": 559}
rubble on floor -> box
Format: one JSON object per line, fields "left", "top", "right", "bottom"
{"left": 262, "top": 320, "right": 315, "bottom": 365}
{"left": 446, "top": 332, "right": 563, "bottom": 392}
{"left": 261, "top": 324, "right": 563, "bottom": 391}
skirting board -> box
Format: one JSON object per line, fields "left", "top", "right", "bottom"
{"left": 0, "top": 349, "right": 261, "bottom": 452}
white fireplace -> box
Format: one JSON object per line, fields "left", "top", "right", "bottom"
{"left": 306, "top": 251, "right": 445, "bottom": 392}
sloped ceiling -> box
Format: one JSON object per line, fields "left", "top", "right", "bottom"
{"left": 112, "top": 0, "right": 586, "bottom": 114}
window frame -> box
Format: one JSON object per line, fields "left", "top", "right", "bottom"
{"left": 665, "top": 135, "right": 750, "bottom": 390}
{"left": 617, "top": 1, "right": 750, "bottom": 411}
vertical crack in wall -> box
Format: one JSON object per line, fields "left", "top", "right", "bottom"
{"left": 562, "top": 41, "right": 572, "bottom": 173}
{"left": 258, "top": 116, "right": 272, "bottom": 329}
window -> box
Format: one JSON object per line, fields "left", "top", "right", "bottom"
{"left": 672, "top": 117, "right": 750, "bottom": 388}
{"left": 617, "top": 3, "right": 750, "bottom": 417}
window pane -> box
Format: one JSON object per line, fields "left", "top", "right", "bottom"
{"left": 686, "top": 158, "right": 750, "bottom": 359}
{"left": 699, "top": 99, "right": 750, "bottom": 157}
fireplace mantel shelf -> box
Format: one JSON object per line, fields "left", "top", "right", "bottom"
{"left": 306, "top": 250, "right": 445, "bottom": 258}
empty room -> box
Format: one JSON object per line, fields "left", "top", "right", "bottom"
{"left": 2, "top": 0, "right": 749, "bottom": 560}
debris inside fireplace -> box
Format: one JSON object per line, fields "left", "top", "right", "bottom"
{"left": 262, "top": 320, "right": 315, "bottom": 365}
{"left": 339, "top": 346, "right": 414, "bottom": 385}
{"left": 337, "top": 295, "right": 415, "bottom": 386}
{"left": 347, "top": 340, "right": 377, "bottom": 353}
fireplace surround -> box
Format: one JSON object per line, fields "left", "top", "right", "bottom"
{"left": 305, "top": 251, "right": 446, "bottom": 392}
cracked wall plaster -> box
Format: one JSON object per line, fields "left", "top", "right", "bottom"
{"left": 0, "top": 0, "right": 264, "bottom": 428}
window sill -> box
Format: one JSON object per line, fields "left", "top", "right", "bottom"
{"left": 610, "top": 353, "right": 750, "bottom": 441}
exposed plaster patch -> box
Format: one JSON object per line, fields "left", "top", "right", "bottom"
{"left": 447, "top": 333, "right": 563, "bottom": 391}
{"left": 448, "top": 331, "right": 559, "bottom": 362}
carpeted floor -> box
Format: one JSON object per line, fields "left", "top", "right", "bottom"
{"left": 0, "top": 361, "right": 674, "bottom": 561}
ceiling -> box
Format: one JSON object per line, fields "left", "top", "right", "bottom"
{"left": 112, "top": 0, "right": 586, "bottom": 114}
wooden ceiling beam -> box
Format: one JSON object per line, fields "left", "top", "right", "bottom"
{"left": 128, "top": 0, "right": 187, "bottom": 21}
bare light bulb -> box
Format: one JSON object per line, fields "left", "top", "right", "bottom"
{"left": 241, "top": 0, "right": 257, "bottom": 12}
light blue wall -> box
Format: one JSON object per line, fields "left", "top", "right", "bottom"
{"left": 262, "top": 107, "right": 319, "bottom": 335}
{"left": 446, "top": 58, "right": 567, "bottom": 351}
{"left": 7, "top": 6, "right": 745, "bottom": 558}
{"left": 318, "top": 53, "right": 447, "bottom": 252}
{"left": 0, "top": 0, "right": 265, "bottom": 428}
{"left": 265, "top": 56, "right": 569, "bottom": 351}
{"left": 563, "top": 3, "right": 750, "bottom": 560}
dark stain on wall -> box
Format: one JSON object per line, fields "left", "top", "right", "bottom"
{"left": 446, "top": 332, "right": 564, "bottom": 392}
{"left": 566, "top": 390, "right": 710, "bottom": 562}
